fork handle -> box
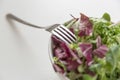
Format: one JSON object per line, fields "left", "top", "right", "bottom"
{"left": 6, "top": 13, "right": 46, "bottom": 29}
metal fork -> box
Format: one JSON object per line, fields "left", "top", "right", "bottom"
{"left": 6, "top": 13, "right": 76, "bottom": 44}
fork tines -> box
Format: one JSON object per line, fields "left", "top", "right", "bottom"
{"left": 52, "top": 25, "right": 76, "bottom": 44}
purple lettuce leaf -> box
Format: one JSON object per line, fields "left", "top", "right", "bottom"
{"left": 54, "top": 47, "right": 69, "bottom": 59}
{"left": 79, "top": 43, "right": 92, "bottom": 53}
{"left": 52, "top": 35, "right": 63, "bottom": 46}
{"left": 96, "top": 36, "right": 102, "bottom": 48}
{"left": 93, "top": 45, "right": 109, "bottom": 58}
{"left": 79, "top": 43, "right": 93, "bottom": 66}
{"left": 85, "top": 69, "right": 96, "bottom": 76}
{"left": 53, "top": 64, "right": 64, "bottom": 74}
{"left": 93, "top": 36, "right": 109, "bottom": 58}
{"left": 66, "top": 59, "right": 80, "bottom": 71}
{"left": 60, "top": 42, "right": 82, "bottom": 64}
{"left": 69, "top": 27, "right": 74, "bottom": 34}
{"left": 78, "top": 13, "right": 93, "bottom": 37}
{"left": 53, "top": 38, "right": 82, "bottom": 72}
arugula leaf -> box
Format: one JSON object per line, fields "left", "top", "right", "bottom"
{"left": 107, "top": 24, "right": 120, "bottom": 46}
{"left": 63, "top": 18, "right": 79, "bottom": 28}
{"left": 53, "top": 57, "right": 66, "bottom": 71}
{"left": 102, "top": 13, "right": 111, "bottom": 21}
{"left": 77, "top": 65, "right": 84, "bottom": 73}
{"left": 83, "top": 74, "right": 97, "bottom": 80}
{"left": 66, "top": 71, "right": 82, "bottom": 80}
{"left": 63, "top": 19, "right": 75, "bottom": 26}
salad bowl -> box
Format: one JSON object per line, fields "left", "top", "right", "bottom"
{"left": 48, "top": 13, "right": 120, "bottom": 80}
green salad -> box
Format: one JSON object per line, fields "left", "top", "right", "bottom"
{"left": 51, "top": 13, "right": 120, "bottom": 80}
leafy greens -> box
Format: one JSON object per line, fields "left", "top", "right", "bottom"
{"left": 52, "top": 13, "right": 120, "bottom": 80}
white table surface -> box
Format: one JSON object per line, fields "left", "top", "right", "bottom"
{"left": 0, "top": 0, "right": 120, "bottom": 80}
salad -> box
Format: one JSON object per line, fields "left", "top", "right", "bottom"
{"left": 51, "top": 13, "right": 120, "bottom": 80}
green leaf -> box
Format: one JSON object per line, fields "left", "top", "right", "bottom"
{"left": 83, "top": 74, "right": 97, "bottom": 80}
{"left": 53, "top": 57, "right": 66, "bottom": 71}
{"left": 89, "top": 63, "right": 101, "bottom": 72}
{"left": 66, "top": 19, "right": 79, "bottom": 28}
{"left": 101, "top": 74, "right": 108, "bottom": 80}
{"left": 102, "top": 13, "right": 111, "bottom": 21}
{"left": 78, "top": 65, "right": 84, "bottom": 73}
{"left": 105, "top": 45, "right": 120, "bottom": 79}
{"left": 66, "top": 71, "right": 82, "bottom": 80}
{"left": 63, "top": 19, "right": 75, "bottom": 26}
{"left": 63, "top": 18, "right": 79, "bottom": 28}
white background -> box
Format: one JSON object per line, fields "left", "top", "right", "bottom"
{"left": 0, "top": 0, "right": 120, "bottom": 80}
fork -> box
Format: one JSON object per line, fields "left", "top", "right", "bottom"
{"left": 6, "top": 13, "right": 76, "bottom": 44}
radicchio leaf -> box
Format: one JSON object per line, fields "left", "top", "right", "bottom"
{"left": 96, "top": 36, "right": 102, "bottom": 48}
{"left": 53, "top": 64, "right": 64, "bottom": 74}
{"left": 93, "top": 45, "right": 109, "bottom": 58}
{"left": 79, "top": 43, "right": 93, "bottom": 65}
{"left": 78, "top": 13, "right": 93, "bottom": 37}
{"left": 79, "top": 43, "right": 92, "bottom": 53}
{"left": 60, "top": 42, "right": 82, "bottom": 64}
{"left": 66, "top": 59, "right": 80, "bottom": 71}
{"left": 52, "top": 35, "right": 62, "bottom": 46}
{"left": 54, "top": 47, "right": 69, "bottom": 59}
{"left": 94, "top": 36, "right": 109, "bottom": 58}
{"left": 85, "top": 69, "right": 96, "bottom": 76}
{"left": 69, "top": 27, "right": 74, "bottom": 34}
